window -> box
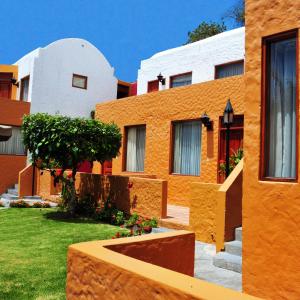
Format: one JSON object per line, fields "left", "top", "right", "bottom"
{"left": 125, "top": 125, "right": 146, "bottom": 172}
{"left": 261, "top": 31, "right": 298, "bottom": 180}
{"left": 0, "top": 126, "right": 26, "bottom": 155}
{"left": 172, "top": 120, "right": 202, "bottom": 176}
{"left": 170, "top": 72, "right": 192, "bottom": 88}
{"left": 147, "top": 80, "right": 159, "bottom": 93}
{"left": 72, "top": 74, "right": 88, "bottom": 89}
{"left": 215, "top": 60, "right": 244, "bottom": 79}
{"left": 20, "top": 76, "right": 30, "bottom": 101}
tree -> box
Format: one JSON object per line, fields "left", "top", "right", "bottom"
{"left": 22, "top": 113, "right": 122, "bottom": 214}
{"left": 185, "top": 21, "right": 227, "bottom": 44}
{"left": 224, "top": 0, "right": 245, "bottom": 27}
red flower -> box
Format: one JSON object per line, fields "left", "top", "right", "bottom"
{"left": 56, "top": 169, "right": 62, "bottom": 177}
{"left": 67, "top": 173, "right": 72, "bottom": 179}
{"left": 116, "top": 232, "right": 120, "bottom": 238}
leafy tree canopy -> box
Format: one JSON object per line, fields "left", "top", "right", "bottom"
{"left": 224, "top": 0, "right": 245, "bottom": 26}
{"left": 22, "top": 113, "right": 122, "bottom": 175}
{"left": 185, "top": 21, "right": 227, "bottom": 44}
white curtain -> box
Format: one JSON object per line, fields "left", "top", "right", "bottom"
{"left": 171, "top": 73, "right": 192, "bottom": 88}
{"left": 216, "top": 61, "right": 244, "bottom": 79}
{"left": 267, "top": 37, "right": 296, "bottom": 178}
{"left": 126, "top": 126, "right": 145, "bottom": 172}
{"left": 0, "top": 127, "right": 26, "bottom": 155}
{"left": 173, "top": 121, "right": 201, "bottom": 175}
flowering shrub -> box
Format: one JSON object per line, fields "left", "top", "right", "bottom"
{"left": 219, "top": 148, "right": 243, "bottom": 176}
{"left": 32, "top": 202, "right": 51, "bottom": 208}
{"left": 10, "top": 200, "right": 30, "bottom": 208}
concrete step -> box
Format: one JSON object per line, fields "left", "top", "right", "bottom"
{"left": 1, "top": 194, "right": 19, "bottom": 200}
{"left": 213, "top": 252, "right": 242, "bottom": 273}
{"left": 225, "top": 240, "right": 242, "bottom": 256}
{"left": 235, "top": 227, "right": 242, "bottom": 241}
{"left": 7, "top": 189, "right": 18, "bottom": 196}
{"left": 23, "top": 196, "right": 42, "bottom": 200}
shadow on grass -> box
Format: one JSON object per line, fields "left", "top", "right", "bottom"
{"left": 44, "top": 211, "right": 106, "bottom": 224}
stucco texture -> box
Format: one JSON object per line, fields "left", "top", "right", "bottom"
{"left": 66, "top": 231, "right": 259, "bottom": 300}
{"left": 96, "top": 76, "right": 245, "bottom": 206}
{"left": 243, "top": 1, "right": 300, "bottom": 299}
{"left": 34, "top": 171, "right": 167, "bottom": 219}
{"left": 189, "top": 183, "right": 220, "bottom": 243}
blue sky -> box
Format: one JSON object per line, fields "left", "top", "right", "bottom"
{"left": 0, "top": 0, "right": 238, "bottom": 82}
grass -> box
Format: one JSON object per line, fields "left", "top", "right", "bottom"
{"left": 0, "top": 208, "right": 123, "bottom": 300}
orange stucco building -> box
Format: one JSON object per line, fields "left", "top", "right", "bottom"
{"left": 243, "top": 0, "right": 300, "bottom": 299}
{"left": 0, "top": 65, "right": 30, "bottom": 195}
{"left": 96, "top": 75, "right": 245, "bottom": 206}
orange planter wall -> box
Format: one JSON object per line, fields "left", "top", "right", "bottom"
{"left": 66, "top": 231, "right": 260, "bottom": 300}
{"left": 96, "top": 76, "right": 245, "bottom": 206}
{"left": 243, "top": 1, "right": 300, "bottom": 299}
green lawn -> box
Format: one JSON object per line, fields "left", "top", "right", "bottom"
{"left": 0, "top": 208, "right": 122, "bottom": 300}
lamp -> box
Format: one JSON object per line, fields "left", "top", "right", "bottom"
{"left": 200, "top": 112, "right": 213, "bottom": 130}
{"left": 223, "top": 99, "right": 234, "bottom": 125}
{"left": 157, "top": 73, "right": 166, "bottom": 85}
{"left": 11, "top": 78, "right": 19, "bottom": 87}
{"left": 223, "top": 99, "right": 234, "bottom": 178}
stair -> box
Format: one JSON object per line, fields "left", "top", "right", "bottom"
{"left": 1, "top": 183, "right": 20, "bottom": 201}
{"left": 0, "top": 183, "right": 43, "bottom": 207}
{"left": 213, "top": 227, "right": 242, "bottom": 273}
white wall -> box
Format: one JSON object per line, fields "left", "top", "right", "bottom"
{"left": 15, "top": 38, "right": 117, "bottom": 118}
{"left": 137, "top": 27, "right": 245, "bottom": 95}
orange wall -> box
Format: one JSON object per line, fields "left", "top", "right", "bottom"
{"left": 243, "top": 1, "right": 300, "bottom": 299}
{"left": 0, "top": 65, "right": 18, "bottom": 99}
{"left": 35, "top": 171, "right": 167, "bottom": 218}
{"left": 0, "top": 97, "right": 30, "bottom": 194}
{"left": 67, "top": 231, "right": 260, "bottom": 300}
{"left": 0, "top": 155, "right": 27, "bottom": 194}
{"left": 96, "top": 76, "right": 245, "bottom": 206}
{"left": 189, "top": 183, "right": 220, "bottom": 243}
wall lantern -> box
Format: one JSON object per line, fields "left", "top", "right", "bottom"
{"left": 200, "top": 112, "right": 213, "bottom": 130}
{"left": 157, "top": 73, "right": 166, "bottom": 85}
{"left": 11, "top": 78, "right": 19, "bottom": 87}
{"left": 223, "top": 99, "right": 234, "bottom": 178}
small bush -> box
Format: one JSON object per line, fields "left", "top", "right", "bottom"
{"left": 10, "top": 200, "right": 30, "bottom": 208}
{"left": 75, "top": 194, "right": 96, "bottom": 216}
{"left": 32, "top": 202, "right": 51, "bottom": 208}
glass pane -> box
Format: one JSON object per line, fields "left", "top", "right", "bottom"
{"left": 21, "top": 77, "right": 30, "bottom": 101}
{"left": 216, "top": 61, "right": 244, "bottom": 79}
{"left": 265, "top": 37, "right": 296, "bottom": 178}
{"left": 0, "top": 126, "right": 26, "bottom": 155}
{"left": 126, "top": 126, "right": 146, "bottom": 172}
{"left": 173, "top": 121, "right": 201, "bottom": 175}
{"left": 73, "top": 75, "right": 87, "bottom": 89}
{"left": 171, "top": 73, "right": 192, "bottom": 88}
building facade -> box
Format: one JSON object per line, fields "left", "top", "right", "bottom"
{"left": 137, "top": 27, "right": 245, "bottom": 95}
{"left": 15, "top": 38, "right": 118, "bottom": 118}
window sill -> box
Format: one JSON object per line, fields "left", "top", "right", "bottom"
{"left": 170, "top": 173, "right": 200, "bottom": 177}
{"left": 259, "top": 177, "right": 298, "bottom": 183}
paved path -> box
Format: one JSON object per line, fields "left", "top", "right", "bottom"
{"left": 152, "top": 227, "right": 241, "bottom": 292}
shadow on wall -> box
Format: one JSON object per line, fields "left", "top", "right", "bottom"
{"left": 76, "top": 173, "right": 131, "bottom": 215}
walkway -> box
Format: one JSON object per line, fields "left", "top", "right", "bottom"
{"left": 152, "top": 227, "right": 241, "bottom": 292}
{"left": 160, "top": 204, "right": 189, "bottom": 227}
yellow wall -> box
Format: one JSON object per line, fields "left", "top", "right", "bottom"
{"left": 0, "top": 65, "right": 18, "bottom": 99}
{"left": 96, "top": 76, "right": 245, "bottom": 206}
{"left": 243, "top": 1, "right": 300, "bottom": 299}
